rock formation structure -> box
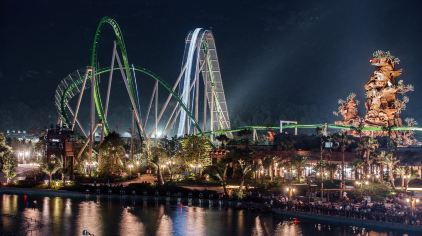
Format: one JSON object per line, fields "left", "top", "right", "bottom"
{"left": 364, "top": 50, "right": 413, "bottom": 129}
{"left": 334, "top": 93, "right": 361, "bottom": 127}
{"left": 334, "top": 50, "right": 417, "bottom": 145}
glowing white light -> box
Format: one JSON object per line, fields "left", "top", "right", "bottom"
{"left": 155, "top": 130, "right": 163, "bottom": 138}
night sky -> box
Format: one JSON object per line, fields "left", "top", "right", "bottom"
{"left": 1, "top": 0, "right": 422, "bottom": 131}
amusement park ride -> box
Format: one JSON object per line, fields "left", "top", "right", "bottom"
{"left": 54, "top": 17, "right": 422, "bottom": 161}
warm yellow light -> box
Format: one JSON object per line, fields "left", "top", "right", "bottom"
{"left": 406, "top": 198, "right": 410, "bottom": 203}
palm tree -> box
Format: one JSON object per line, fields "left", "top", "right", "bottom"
{"left": 237, "top": 158, "right": 255, "bottom": 194}
{"left": 98, "top": 132, "right": 126, "bottom": 177}
{"left": 376, "top": 151, "right": 398, "bottom": 187}
{"left": 226, "top": 144, "right": 256, "bottom": 198}
{"left": 357, "top": 137, "right": 379, "bottom": 177}
{"left": 325, "top": 163, "right": 338, "bottom": 181}
{"left": 290, "top": 155, "right": 308, "bottom": 182}
{"left": 260, "top": 155, "right": 275, "bottom": 181}
{"left": 405, "top": 168, "right": 418, "bottom": 191}
{"left": 333, "top": 132, "right": 351, "bottom": 195}
{"left": 148, "top": 142, "right": 169, "bottom": 185}
{"left": 351, "top": 159, "right": 364, "bottom": 180}
{"left": 313, "top": 162, "right": 326, "bottom": 177}
{"left": 40, "top": 157, "right": 62, "bottom": 188}
{"left": 204, "top": 159, "right": 230, "bottom": 196}
{"left": 395, "top": 167, "right": 406, "bottom": 190}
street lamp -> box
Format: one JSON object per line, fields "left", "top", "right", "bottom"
{"left": 286, "top": 186, "right": 296, "bottom": 199}
{"left": 128, "top": 164, "right": 134, "bottom": 176}
{"left": 190, "top": 163, "right": 202, "bottom": 174}
{"left": 319, "top": 125, "right": 331, "bottom": 202}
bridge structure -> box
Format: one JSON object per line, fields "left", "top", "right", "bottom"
{"left": 54, "top": 17, "right": 422, "bottom": 160}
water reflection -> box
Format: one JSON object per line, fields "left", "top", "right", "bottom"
{"left": 2, "top": 194, "right": 18, "bottom": 215}
{"left": 274, "top": 221, "right": 300, "bottom": 236}
{"left": 155, "top": 207, "right": 173, "bottom": 236}
{"left": 119, "top": 208, "right": 145, "bottom": 235}
{"left": 77, "top": 201, "right": 102, "bottom": 235}
{"left": 0, "top": 194, "right": 412, "bottom": 236}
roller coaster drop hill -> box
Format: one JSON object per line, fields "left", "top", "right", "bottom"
{"left": 54, "top": 17, "right": 422, "bottom": 155}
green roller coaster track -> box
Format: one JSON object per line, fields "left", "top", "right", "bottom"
{"left": 91, "top": 17, "right": 137, "bottom": 136}
{"left": 59, "top": 17, "right": 202, "bottom": 138}
{"left": 59, "top": 67, "right": 203, "bottom": 137}
{"left": 207, "top": 124, "right": 422, "bottom": 136}
{"left": 58, "top": 17, "right": 422, "bottom": 140}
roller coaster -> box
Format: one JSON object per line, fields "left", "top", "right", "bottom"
{"left": 54, "top": 17, "right": 422, "bottom": 156}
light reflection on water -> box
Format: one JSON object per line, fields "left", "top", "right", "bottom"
{"left": 0, "top": 194, "right": 413, "bottom": 236}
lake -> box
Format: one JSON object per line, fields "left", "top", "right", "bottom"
{"left": 0, "top": 193, "right": 413, "bottom": 236}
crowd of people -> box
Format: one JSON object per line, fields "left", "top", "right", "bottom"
{"left": 271, "top": 194, "right": 422, "bottom": 226}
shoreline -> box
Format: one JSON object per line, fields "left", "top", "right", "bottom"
{"left": 0, "top": 187, "right": 242, "bottom": 203}
{"left": 273, "top": 208, "right": 422, "bottom": 233}
{"left": 1, "top": 187, "right": 421, "bottom": 233}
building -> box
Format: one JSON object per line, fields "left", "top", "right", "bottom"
{"left": 45, "top": 126, "right": 78, "bottom": 179}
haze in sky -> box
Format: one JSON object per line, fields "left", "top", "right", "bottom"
{"left": 1, "top": 0, "right": 422, "bottom": 131}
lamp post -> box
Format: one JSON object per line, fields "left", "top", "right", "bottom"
{"left": 286, "top": 186, "right": 296, "bottom": 199}
{"left": 190, "top": 163, "right": 202, "bottom": 175}
{"left": 128, "top": 164, "right": 134, "bottom": 176}
{"left": 340, "top": 134, "right": 346, "bottom": 200}
{"left": 319, "top": 125, "right": 332, "bottom": 202}
{"left": 166, "top": 160, "right": 176, "bottom": 181}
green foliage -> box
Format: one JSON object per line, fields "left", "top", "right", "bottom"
{"left": 1, "top": 152, "right": 16, "bottom": 183}
{"left": 227, "top": 146, "right": 256, "bottom": 191}
{"left": 40, "top": 157, "right": 62, "bottom": 188}
{"left": 98, "top": 132, "right": 126, "bottom": 177}
{"left": 177, "top": 135, "right": 212, "bottom": 171}
{"left": 149, "top": 142, "right": 169, "bottom": 166}
{"left": 376, "top": 151, "right": 398, "bottom": 186}
{"left": 204, "top": 159, "right": 230, "bottom": 195}
{"left": 349, "top": 183, "right": 392, "bottom": 202}
{"left": 357, "top": 136, "right": 379, "bottom": 176}
{"left": 0, "top": 133, "right": 16, "bottom": 183}
{"left": 325, "top": 163, "right": 339, "bottom": 180}
{"left": 290, "top": 155, "right": 308, "bottom": 181}
{"left": 143, "top": 139, "right": 170, "bottom": 185}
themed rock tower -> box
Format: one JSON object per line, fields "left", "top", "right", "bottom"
{"left": 363, "top": 50, "right": 413, "bottom": 129}
{"left": 334, "top": 50, "right": 417, "bottom": 145}
{"left": 334, "top": 93, "right": 361, "bottom": 127}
